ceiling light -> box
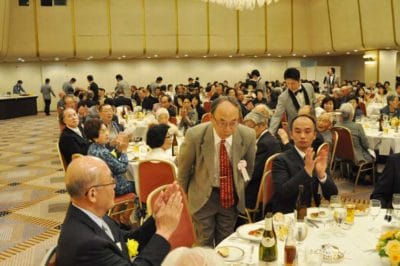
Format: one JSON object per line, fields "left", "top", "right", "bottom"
{"left": 267, "top": 53, "right": 271, "bottom": 56}
{"left": 346, "top": 52, "right": 351, "bottom": 55}
{"left": 353, "top": 49, "right": 358, "bottom": 52}
{"left": 254, "top": 55, "right": 258, "bottom": 58}
{"left": 184, "top": 54, "right": 188, "bottom": 57}
{"left": 302, "top": 55, "right": 307, "bottom": 58}
{"left": 228, "top": 55, "right": 233, "bottom": 58}
{"left": 326, "top": 51, "right": 330, "bottom": 55}
{"left": 292, "top": 54, "right": 296, "bottom": 56}
{"left": 154, "top": 54, "right": 158, "bottom": 58}
{"left": 122, "top": 55, "right": 126, "bottom": 58}
{"left": 202, "top": 0, "right": 280, "bottom": 10}
{"left": 203, "top": 55, "right": 207, "bottom": 58}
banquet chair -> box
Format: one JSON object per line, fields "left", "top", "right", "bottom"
{"left": 263, "top": 152, "right": 280, "bottom": 173}
{"left": 331, "top": 126, "right": 375, "bottom": 191}
{"left": 201, "top": 113, "right": 212, "bottom": 123}
{"left": 56, "top": 143, "right": 68, "bottom": 172}
{"left": 137, "top": 160, "right": 177, "bottom": 221}
{"left": 39, "top": 245, "right": 57, "bottom": 266}
{"left": 203, "top": 101, "right": 212, "bottom": 113}
{"left": 108, "top": 192, "right": 137, "bottom": 225}
{"left": 330, "top": 130, "right": 339, "bottom": 173}
{"left": 359, "top": 101, "right": 367, "bottom": 116}
{"left": 146, "top": 184, "right": 196, "bottom": 249}
{"left": 316, "top": 142, "right": 330, "bottom": 156}
{"left": 169, "top": 116, "right": 178, "bottom": 125}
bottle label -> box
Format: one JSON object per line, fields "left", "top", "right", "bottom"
{"left": 173, "top": 145, "right": 179, "bottom": 155}
{"left": 261, "top": 237, "right": 275, "bottom": 247}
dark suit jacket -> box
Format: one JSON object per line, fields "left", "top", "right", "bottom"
{"left": 57, "top": 204, "right": 170, "bottom": 266}
{"left": 142, "top": 96, "right": 158, "bottom": 111}
{"left": 114, "top": 96, "right": 133, "bottom": 111}
{"left": 58, "top": 127, "right": 89, "bottom": 165}
{"left": 371, "top": 153, "right": 400, "bottom": 208}
{"left": 89, "top": 82, "right": 99, "bottom": 102}
{"left": 268, "top": 145, "right": 338, "bottom": 214}
{"left": 245, "top": 131, "right": 281, "bottom": 209}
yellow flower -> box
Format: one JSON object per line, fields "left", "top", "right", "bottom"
{"left": 385, "top": 240, "right": 400, "bottom": 255}
{"left": 395, "top": 231, "right": 400, "bottom": 240}
{"left": 126, "top": 239, "right": 139, "bottom": 258}
{"left": 389, "top": 252, "right": 400, "bottom": 266}
{"left": 380, "top": 230, "right": 397, "bottom": 241}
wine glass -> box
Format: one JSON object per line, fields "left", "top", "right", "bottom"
{"left": 392, "top": 194, "right": 400, "bottom": 220}
{"left": 370, "top": 199, "right": 381, "bottom": 220}
{"left": 294, "top": 220, "right": 308, "bottom": 246}
{"left": 333, "top": 207, "right": 346, "bottom": 236}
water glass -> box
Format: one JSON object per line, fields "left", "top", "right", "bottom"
{"left": 305, "top": 248, "right": 322, "bottom": 266}
{"left": 369, "top": 199, "right": 381, "bottom": 220}
{"left": 393, "top": 194, "right": 400, "bottom": 219}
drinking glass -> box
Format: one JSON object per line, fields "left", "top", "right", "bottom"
{"left": 330, "top": 195, "right": 342, "bottom": 210}
{"left": 333, "top": 207, "right": 346, "bottom": 236}
{"left": 370, "top": 199, "right": 381, "bottom": 220}
{"left": 392, "top": 194, "right": 400, "bottom": 220}
{"left": 294, "top": 221, "right": 308, "bottom": 246}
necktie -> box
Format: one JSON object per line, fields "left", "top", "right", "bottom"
{"left": 102, "top": 223, "right": 114, "bottom": 241}
{"left": 219, "top": 139, "right": 235, "bottom": 208}
{"left": 294, "top": 88, "right": 303, "bottom": 96}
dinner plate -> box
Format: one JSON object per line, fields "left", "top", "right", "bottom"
{"left": 307, "top": 207, "right": 333, "bottom": 222}
{"left": 216, "top": 246, "right": 244, "bottom": 262}
{"left": 236, "top": 223, "right": 264, "bottom": 242}
{"left": 354, "top": 208, "right": 370, "bottom": 216}
{"left": 320, "top": 244, "right": 344, "bottom": 263}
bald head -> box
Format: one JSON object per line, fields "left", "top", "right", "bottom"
{"left": 65, "top": 156, "right": 109, "bottom": 198}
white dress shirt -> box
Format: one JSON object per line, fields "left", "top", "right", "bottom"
{"left": 212, "top": 128, "right": 233, "bottom": 187}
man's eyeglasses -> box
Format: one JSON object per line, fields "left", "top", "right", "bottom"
{"left": 84, "top": 180, "right": 116, "bottom": 196}
{"left": 214, "top": 119, "right": 239, "bottom": 128}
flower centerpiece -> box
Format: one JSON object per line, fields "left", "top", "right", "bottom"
{"left": 126, "top": 239, "right": 139, "bottom": 259}
{"left": 376, "top": 229, "right": 400, "bottom": 265}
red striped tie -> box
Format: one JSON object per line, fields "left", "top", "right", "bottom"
{"left": 219, "top": 139, "right": 234, "bottom": 208}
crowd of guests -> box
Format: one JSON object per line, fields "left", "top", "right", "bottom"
{"left": 54, "top": 68, "right": 400, "bottom": 265}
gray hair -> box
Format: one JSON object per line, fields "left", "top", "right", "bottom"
{"left": 339, "top": 103, "right": 354, "bottom": 121}
{"left": 156, "top": 107, "right": 170, "bottom": 120}
{"left": 244, "top": 111, "right": 267, "bottom": 125}
{"left": 162, "top": 247, "right": 225, "bottom": 266}
{"left": 210, "top": 96, "right": 241, "bottom": 115}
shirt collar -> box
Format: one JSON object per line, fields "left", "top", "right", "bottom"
{"left": 257, "top": 128, "right": 269, "bottom": 142}
{"left": 67, "top": 126, "right": 82, "bottom": 137}
{"left": 294, "top": 145, "right": 306, "bottom": 160}
{"left": 72, "top": 203, "right": 106, "bottom": 230}
{"left": 213, "top": 128, "right": 233, "bottom": 146}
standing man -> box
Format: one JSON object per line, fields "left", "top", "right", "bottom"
{"left": 323, "top": 67, "right": 339, "bottom": 94}
{"left": 12, "top": 80, "right": 26, "bottom": 94}
{"left": 178, "top": 96, "right": 256, "bottom": 246}
{"left": 269, "top": 68, "right": 316, "bottom": 134}
{"left": 249, "top": 69, "right": 267, "bottom": 96}
{"left": 62, "top": 78, "right": 76, "bottom": 95}
{"left": 115, "top": 74, "right": 130, "bottom": 96}
{"left": 87, "top": 75, "right": 99, "bottom": 103}
{"left": 150, "top": 76, "right": 163, "bottom": 96}
{"left": 268, "top": 115, "right": 338, "bottom": 214}
{"left": 40, "top": 78, "right": 55, "bottom": 116}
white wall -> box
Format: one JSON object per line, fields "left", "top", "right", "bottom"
{"left": 0, "top": 57, "right": 362, "bottom": 112}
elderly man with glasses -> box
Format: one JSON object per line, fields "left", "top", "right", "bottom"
{"left": 178, "top": 96, "right": 256, "bottom": 247}
{"left": 57, "top": 156, "right": 183, "bottom": 266}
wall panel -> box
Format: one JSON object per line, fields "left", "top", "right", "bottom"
{"left": 292, "top": 0, "right": 311, "bottom": 54}
{"left": 208, "top": 4, "right": 237, "bottom": 55}
{"left": 36, "top": 1, "right": 73, "bottom": 59}
{"left": 177, "top": 0, "right": 208, "bottom": 56}
{"left": 74, "top": 0, "right": 109, "bottom": 58}
{"left": 329, "top": 0, "right": 363, "bottom": 51}
{"left": 7, "top": 0, "right": 36, "bottom": 59}
{"left": 238, "top": 7, "right": 265, "bottom": 55}
{"left": 393, "top": 0, "right": 400, "bottom": 46}
{"left": 110, "top": 0, "right": 144, "bottom": 56}
{"left": 266, "top": 0, "right": 292, "bottom": 54}
{"left": 0, "top": 1, "right": 10, "bottom": 59}
{"left": 359, "top": 0, "right": 394, "bottom": 49}
{"left": 308, "top": 0, "right": 332, "bottom": 54}
{"left": 144, "top": 0, "right": 177, "bottom": 56}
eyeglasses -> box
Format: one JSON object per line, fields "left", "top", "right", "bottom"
{"left": 214, "top": 119, "right": 239, "bottom": 128}
{"left": 84, "top": 180, "right": 116, "bottom": 196}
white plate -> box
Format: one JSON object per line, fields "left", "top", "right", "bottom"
{"left": 307, "top": 207, "right": 332, "bottom": 222}
{"left": 354, "top": 208, "right": 370, "bottom": 216}
{"left": 320, "top": 244, "right": 344, "bottom": 263}
{"left": 216, "top": 246, "right": 244, "bottom": 262}
{"left": 236, "top": 223, "right": 264, "bottom": 242}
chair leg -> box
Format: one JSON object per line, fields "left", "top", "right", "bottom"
{"left": 353, "top": 166, "right": 362, "bottom": 192}
{"left": 245, "top": 209, "right": 252, "bottom": 223}
{"left": 372, "top": 163, "right": 376, "bottom": 185}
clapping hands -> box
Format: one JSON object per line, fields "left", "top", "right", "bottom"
{"left": 304, "top": 146, "right": 329, "bottom": 180}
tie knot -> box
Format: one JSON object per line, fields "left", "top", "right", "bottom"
{"left": 294, "top": 88, "right": 303, "bottom": 96}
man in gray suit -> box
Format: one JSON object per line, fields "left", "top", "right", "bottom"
{"left": 269, "top": 68, "right": 316, "bottom": 134}
{"left": 178, "top": 96, "right": 256, "bottom": 247}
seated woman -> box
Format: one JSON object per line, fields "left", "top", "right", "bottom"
{"left": 179, "top": 96, "right": 197, "bottom": 134}
{"left": 145, "top": 124, "right": 176, "bottom": 165}
{"left": 373, "top": 84, "right": 388, "bottom": 104}
{"left": 84, "top": 118, "right": 135, "bottom": 196}
{"left": 337, "top": 103, "right": 374, "bottom": 175}
{"left": 191, "top": 94, "right": 206, "bottom": 124}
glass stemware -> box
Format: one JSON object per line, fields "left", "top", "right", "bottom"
{"left": 392, "top": 194, "right": 400, "bottom": 221}
{"left": 370, "top": 199, "right": 381, "bottom": 220}
{"left": 333, "top": 207, "right": 346, "bottom": 236}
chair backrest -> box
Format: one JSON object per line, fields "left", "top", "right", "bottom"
{"left": 359, "top": 101, "right": 367, "bottom": 116}
{"left": 330, "top": 130, "right": 338, "bottom": 169}
{"left": 257, "top": 170, "right": 274, "bottom": 207}
{"left": 137, "top": 160, "right": 176, "bottom": 204}
{"left": 147, "top": 184, "right": 196, "bottom": 249}
{"left": 201, "top": 113, "right": 212, "bottom": 123}
{"left": 331, "top": 126, "right": 356, "bottom": 161}
{"left": 263, "top": 152, "right": 280, "bottom": 173}
{"left": 169, "top": 116, "right": 178, "bottom": 125}
{"left": 56, "top": 143, "right": 68, "bottom": 172}
{"left": 39, "top": 245, "right": 57, "bottom": 266}
{"left": 203, "top": 101, "right": 212, "bottom": 113}
{"left": 316, "top": 142, "right": 330, "bottom": 156}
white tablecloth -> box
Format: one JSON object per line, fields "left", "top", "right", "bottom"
{"left": 366, "top": 103, "right": 385, "bottom": 117}
{"left": 217, "top": 211, "right": 398, "bottom": 265}
{"left": 364, "top": 127, "right": 400, "bottom": 155}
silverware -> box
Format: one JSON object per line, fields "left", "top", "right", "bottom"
{"left": 306, "top": 220, "right": 319, "bottom": 228}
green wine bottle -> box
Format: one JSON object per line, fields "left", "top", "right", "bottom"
{"left": 259, "top": 212, "right": 277, "bottom": 263}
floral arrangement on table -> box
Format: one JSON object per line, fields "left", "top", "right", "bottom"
{"left": 376, "top": 229, "right": 400, "bottom": 265}
{"left": 126, "top": 239, "right": 139, "bottom": 259}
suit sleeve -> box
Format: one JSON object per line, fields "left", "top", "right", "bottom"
{"left": 318, "top": 174, "right": 338, "bottom": 200}
{"left": 269, "top": 94, "right": 285, "bottom": 134}
{"left": 358, "top": 124, "right": 370, "bottom": 151}
{"left": 371, "top": 155, "right": 395, "bottom": 208}
{"left": 177, "top": 128, "right": 196, "bottom": 192}
{"left": 244, "top": 130, "right": 257, "bottom": 179}
{"left": 59, "top": 134, "right": 84, "bottom": 164}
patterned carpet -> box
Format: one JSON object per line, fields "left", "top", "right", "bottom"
{"left": 0, "top": 112, "right": 376, "bottom": 266}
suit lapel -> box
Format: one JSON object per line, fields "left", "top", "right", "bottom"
{"left": 288, "top": 90, "right": 300, "bottom": 111}
{"left": 232, "top": 130, "right": 243, "bottom": 184}
{"left": 301, "top": 85, "right": 310, "bottom": 105}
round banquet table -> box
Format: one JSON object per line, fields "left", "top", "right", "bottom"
{"left": 217, "top": 210, "right": 399, "bottom": 266}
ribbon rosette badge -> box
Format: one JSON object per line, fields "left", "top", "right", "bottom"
{"left": 126, "top": 239, "right": 139, "bottom": 258}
